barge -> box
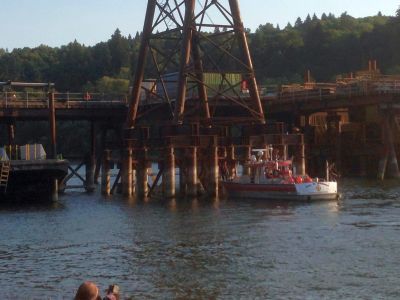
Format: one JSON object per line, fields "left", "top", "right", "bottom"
{"left": 0, "top": 145, "right": 68, "bottom": 201}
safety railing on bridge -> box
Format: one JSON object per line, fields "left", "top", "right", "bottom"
{"left": 1, "top": 79, "right": 400, "bottom": 110}
{"left": 0, "top": 91, "right": 128, "bottom": 108}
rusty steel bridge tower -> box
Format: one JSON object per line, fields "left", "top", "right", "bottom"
{"left": 126, "top": 0, "right": 265, "bottom": 128}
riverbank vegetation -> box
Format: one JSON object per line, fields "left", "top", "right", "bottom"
{"left": 1, "top": 10, "right": 400, "bottom": 92}
{"left": 1, "top": 9, "right": 400, "bottom": 156}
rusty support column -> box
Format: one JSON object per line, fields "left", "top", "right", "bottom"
{"left": 327, "top": 113, "right": 342, "bottom": 174}
{"left": 122, "top": 147, "right": 133, "bottom": 197}
{"left": 8, "top": 121, "right": 16, "bottom": 146}
{"left": 48, "top": 91, "right": 57, "bottom": 159}
{"left": 385, "top": 116, "right": 400, "bottom": 178}
{"left": 85, "top": 154, "right": 96, "bottom": 193}
{"left": 186, "top": 147, "right": 198, "bottom": 197}
{"left": 126, "top": 0, "right": 157, "bottom": 128}
{"left": 283, "top": 145, "right": 288, "bottom": 161}
{"left": 173, "top": 0, "right": 195, "bottom": 124}
{"left": 209, "top": 146, "right": 219, "bottom": 197}
{"left": 377, "top": 152, "right": 389, "bottom": 181}
{"left": 295, "top": 143, "right": 306, "bottom": 176}
{"left": 85, "top": 122, "right": 96, "bottom": 192}
{"left": 228, "top": 0, "right": 265, "bottom": 124}
{"left": 101, "top": 149, "right": 111, "bottom": 195}
{"left": 242, "top": 146, "right": 251, "bottom": 176}
{"left": 377, "top": 117, "right": 389, "bottom": 180}
{"left": 227, "top": 145, "right": 236, "bottom": 179}
{"left": 94, "top": 128, "right": 107, "bottom": 184}
{"left": 179, "top": 152, "right": 187, "bottom": 196}
{"left": 136, "top": 148, "right": 148, "bottom": 198}
{"left": 192, "top": 33, "right": 211, "bottom": 123}
{"left": 48, "top": 91, "right": 58, "bottom": 201}
{"left": 49, "top": 179, "right": 58, "bottom": 202}
{"left": 163, "top": 147, "right": 176, "bottom": 198}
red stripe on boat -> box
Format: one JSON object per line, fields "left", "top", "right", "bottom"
{"left": 223, "top": 182, "right": 296, "bottom": 192}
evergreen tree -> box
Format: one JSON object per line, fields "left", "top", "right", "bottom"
{"left": 295, "top": 17, "right": 303, "bottom": 27}
{"left": 305, "top": 14, "right": 312, "bottom": 24}
{"left": 108, "top": 29, "right": 130, "bottom": 75}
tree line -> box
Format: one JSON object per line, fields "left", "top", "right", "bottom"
{"left": 1, "top": 9, "right": 399, "bottom": 155}
{"left": 1, "top": 10, "right": 400, "bottom": 93}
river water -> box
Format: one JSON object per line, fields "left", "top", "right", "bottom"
{"left": 1, "top": 179, "right": 400, "bottom": 299}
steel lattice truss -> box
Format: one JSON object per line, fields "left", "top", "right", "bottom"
{"left": 126, "top": 0, "right": 265, "bottom": 127}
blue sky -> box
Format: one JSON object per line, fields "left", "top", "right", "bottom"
{"left": 1, "top": 0, "right": 398, "bottom": 49}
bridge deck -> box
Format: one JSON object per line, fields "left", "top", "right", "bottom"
{"left": 0, "top": 83, "right": 400, "bottom": 122}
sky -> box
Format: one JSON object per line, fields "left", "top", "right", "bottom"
{"left": 1, "top": 0, "right": 399, "bottom": 50}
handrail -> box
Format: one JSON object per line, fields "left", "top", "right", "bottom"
{"left": 0, "top": 81, "right": 400, "bottom": 109}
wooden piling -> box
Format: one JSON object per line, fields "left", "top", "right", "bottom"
{"left": 209, "top": 146, "right": 219, "bottom": 197}
{"left": 377, "top": 153, "right": 388, "bottom": 180}
{"left": 48, "top": 91, "right": 57, "bottom": 159}
{"left": 242, "top": 146, "right": 251, "bottom": 176}
{"left": 227, "top": 146, "right": 236, "bottom": 179}
{"left": 85, "top": 154, "right": 96, "bottom": 192}
{"left": 295, "top": 143, "right": 306, "bottom": 176}
{"left": 50, "top": 179, "right": 58, "bottom": 202}
{"left": 101, "top": 149, "right": 111, "bottom": 195}
{"left": 8, "top": 122, "right": 15, "bottom": 146}
{"left": 163, "top": 147, "right": 176, "bottom": 198}
{"left": 85, "top": 122, "right": 96, "bottom": 192}
{"left": 122, "top": 147, "right": 133, "bottom": 197}
{"left": 385, "top": 117, "right": 400, "bottom": 178}
{"left": 136, "top": 147, "right": 148, "bottom": 198}
{"left": 186, "top": 147, "right": 198, "bottom": 197}
{"left": 179, "top": 154, "right": 187, "bottom": 196}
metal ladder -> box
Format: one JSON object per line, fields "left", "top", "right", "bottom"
{"left": 0, "top": 161, "right": 11, "bottom": 193}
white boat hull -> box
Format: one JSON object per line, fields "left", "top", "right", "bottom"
{"left": 223, "top": 181, "right": 338, "bottom": 201}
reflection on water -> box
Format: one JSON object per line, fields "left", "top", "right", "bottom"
{"left": 1, "top": 179, "right": 400, "bottom": 298}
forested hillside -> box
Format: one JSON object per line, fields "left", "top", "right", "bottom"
{"left": 1, "top": 11, "right": 400, "bottom": 92}
{"left": 1, "top": 10, "right": 400, "bottom": 155}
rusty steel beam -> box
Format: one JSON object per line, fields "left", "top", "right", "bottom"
{"left": 174, "top": 0, "right": 195, "bottom": 124}
{"left": 228, "top": 0, "right": 265, "bottom": 124}
{"left": 48, "top": 92, "right": 57, "bottom": 159}
{"left": 192, "top": 32, "right": 211, "bottom": 124}
{"left": 125, "top": 0, "right": 157, "bottom": 128}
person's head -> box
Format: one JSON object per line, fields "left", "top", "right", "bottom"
{"left": 74, "top": 281, "right": 101, "bottom": 300}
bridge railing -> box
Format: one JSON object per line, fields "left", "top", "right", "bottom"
{"left": 1, "top": 81, "right": 399, "bottom": 110}
{"left": 0, "top": 91, "right": 128, "bottom": 108}
{"left": 0, "top": 91, "right": 48, "bottom": 108}
{"left": 55, "top": 92, "right": 128, "bottom": 105}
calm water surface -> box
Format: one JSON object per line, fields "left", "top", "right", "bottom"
{"left": 1, "top": 179, "right": 400, "bottom": 299}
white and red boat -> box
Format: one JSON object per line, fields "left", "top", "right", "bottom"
{"left": 222, "top": 150, "right": 338, "bottom": 201}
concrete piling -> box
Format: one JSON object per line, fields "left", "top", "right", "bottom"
{"left": 136, "top": 147, "right": 148, "bottom": 198}
{"left": 85, "top": 154, "right": 96, "bottom": 192}
{"left": 186, "top": 147, "right": 198, "bottom": 198}
{"left": 101, "top": 149, "right": 111, "bottom": 195}
{"left": 295, "top": 144, "right": 306, "bottom": 176}
{"left": 209, "top": 146, "right": 219, "bottom": 197}
{"left": 242, "top": 146, "right": 251, "bottom": 176}
{"left": 385, "top": 118, "right": 400, "bottom": 179}
{"left": 227, "top": 146, "right": 236, "bottom": 179}
{"left": 122, "top": 147, "right": 133, "bottom": 197}
{"left": 50, "top": 179, "right": 58, "bottom": 202}
{"left": 179, "top": 155, "right": 187, "bottom": 196}
{"left": 163, "top": 147, "right": 176, "bottom": 198}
